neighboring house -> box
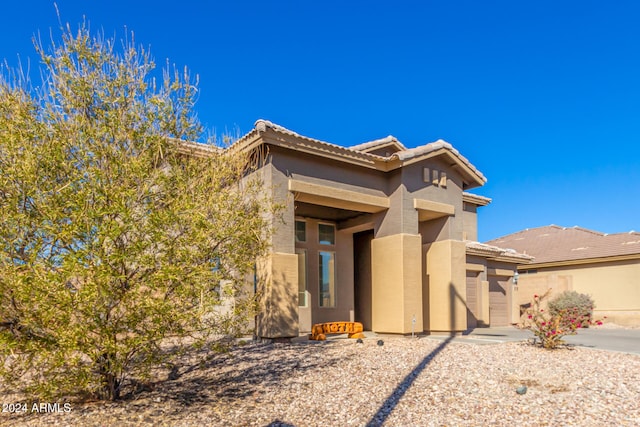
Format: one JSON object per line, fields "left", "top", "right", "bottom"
{"left": 487, "top": 225, "right": 640, "bottom": 326}
{"left": 225, "top": 120, "right": 528, "bottom": 338}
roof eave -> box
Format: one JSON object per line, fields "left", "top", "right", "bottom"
{"left": 398, "top": 147, "right": 487, "bottom": 188}
{"left": 518, "top": 253, "right": 640, "bottom": 269}
{"left": 463, "top": 192, "right": 492, "bottom": 206}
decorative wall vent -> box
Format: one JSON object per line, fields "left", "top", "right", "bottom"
{"left": 423, "top": 167, "right": 447, "bottom": 188}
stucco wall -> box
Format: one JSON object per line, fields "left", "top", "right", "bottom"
{"left": 256, "top": 252, "right": 299, "bottom": 338}
{"left": 269, "top": 146, "right": 389, "bottom": 197}
{"left": 252, "top": 137, "right": 488, "bottom": 336}
{"left": 462, "top": 203, "right": 478, "bottom": 241}
{"left": 518, "top": 259, "right": 640, "bottom": 326}
{"left": 403, "top": 159, "right": 465, "bottom": 241}
{"left": 424, "top": 239, "right": 467, "bottom": 333}
{"left": 371, "top": 233, "right": 423, "bottom": 334}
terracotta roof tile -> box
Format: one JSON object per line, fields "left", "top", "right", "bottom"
{"left": 392, "top": 139, "right": 487, "bottom": 183}
{"left": 235, "top": 120, "right": 486, "bottom": 187}
{"left": 350, "top": 136, "right": 406, "bottom": 153}
{"left": 486, "top": 225, "right": 640, "bottom": 264}
{"left": 466, "top": 241, "right": 534, "bottom": 261}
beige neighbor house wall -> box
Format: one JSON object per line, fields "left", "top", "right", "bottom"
{"left": 516, "top": 259, "right": 640, "bottom": 326}
{"left": 488, "top": 225, "right": 640, "bottom": 327}
{"left": 228, "top": 119, "right": 525, "bottom": 338}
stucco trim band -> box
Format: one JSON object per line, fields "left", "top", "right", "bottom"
{"left": 288, "top": 179, "right": 390, "bottom": 213}
{"left": 413, "top": 198, "right": 455, "bottom": 221}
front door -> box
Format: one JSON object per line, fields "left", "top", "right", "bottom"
{"left": 353, "top": 229, "right": 373, "bottom": 330}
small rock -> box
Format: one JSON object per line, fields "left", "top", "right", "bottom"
{"left": 516, "top": 385, "right": 528, "bottom": 395}
{"left": 377, "top": 339, "right": 384, "bottom": 346}
{"left": 356, "top": 338, "right": 363, "bottom": 344}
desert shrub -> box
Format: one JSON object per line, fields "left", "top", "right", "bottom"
{"left": 522, "top": 290, "right": 602, "bottom": 349}
{"left": 0, "top": 21, "right": 277, "bottom": 401}
{"left": 548, "top": 290, "right": 595, "bottom": 327}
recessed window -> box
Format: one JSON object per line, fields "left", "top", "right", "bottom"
{"left": 295, "top": 220, "right": 306, "bottom": 243}
{"left": 319, "top": 251, "right": 336, "bottom": 307}
{"left": 318, "top": 223, "right": 335, "bottom": 245}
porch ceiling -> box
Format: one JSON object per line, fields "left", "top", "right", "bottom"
{"left": 295, "top": 202, "right": 369, "bottom": 222}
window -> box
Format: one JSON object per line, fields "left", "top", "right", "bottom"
{"left": 318, "top": 223, "right": 335, "bottom": 245}
{"left": 318, "top": 251, "right": 336, "bottom": 307}
{"left": 296, "top": 249, "right": 307, "bottom": 307}
{"left": 295, "top": 220, "right": 306, "bottom": 243}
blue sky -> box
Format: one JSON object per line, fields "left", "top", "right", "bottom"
{"left": 2, "top": 1, "right": 639, "bottom": 241}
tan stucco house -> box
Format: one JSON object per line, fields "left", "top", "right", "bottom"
{"left": 488, "top": 225, "right": 640, "bottom": 326}
{"left": 227, "top": 120, "right": 529, "bottom": 338}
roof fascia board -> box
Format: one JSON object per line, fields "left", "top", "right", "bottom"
{"left": 491, "top": 255, "right": 533, "bottom": 264}
{"left": 465, "top": 248, "right": 532, "bottom": 264}
{"left": 465, "top": 242, "right": 533, "bottom": 262}
{"left": 518, "top": 253, "right": 640, "bottom": 270}
{"left": 462, "top": 192, "right": 492, "bottom": 206}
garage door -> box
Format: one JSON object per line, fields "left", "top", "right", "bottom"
{"left": 488, "top": 277, "right": 509, "bottom": 326}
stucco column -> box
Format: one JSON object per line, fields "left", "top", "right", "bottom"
{"left": 256, "top": 252, "right": 299, "bottom": 338}
{"left": 478, "top": 280, "right": 490, "bottom": 326}
{"left": 510, "top": 284, "right": 521, "bottom": 324}
{"left": 424, "top": 239, "right": 467, "bottom": 333}
{"left": 371, "top": 233, "right": 424, "bottom": 334}
{"left": 255, "top": 168, "right": 299, "bottom": 338}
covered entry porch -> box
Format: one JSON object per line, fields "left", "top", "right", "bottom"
{"left": 290, "top": 178, "right": 389, "bottom": 334}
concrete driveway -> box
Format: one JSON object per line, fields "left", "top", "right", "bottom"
{"left": 441, "top": 326, "right": 640, "bottom": 355}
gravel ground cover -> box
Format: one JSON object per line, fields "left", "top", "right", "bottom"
{"left": 2, "top": 335, "right": 639, "bottom": 426}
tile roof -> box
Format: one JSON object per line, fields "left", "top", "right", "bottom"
{"left": 350, "top": 136, "right": 406, "bottom": 153}
{"left": 253, "top": 119, "right": 384, "bottom": 158}
{"left": 466, "top": 241, "right": 534, "bottom": 262}
{"left": 463, "top": 192, "right": 492, "bottom": 206}
{"left": 247, "top": 120, "right": 486, "bottom": 185}
{"left": 392, "top": 139, "right": 487, "bottom": 183}
{"left": 486, "top": 225, "right": 640, "bottom": 264}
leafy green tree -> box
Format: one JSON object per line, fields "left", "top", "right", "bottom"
{"left": 0, "top": 22, "right": 273, "bottom": 400}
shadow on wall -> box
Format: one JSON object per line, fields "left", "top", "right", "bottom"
{"left": 366, "top": 282, "right": 462, "bottom": 426}
{"left": 257, "top": 269, "right": 299, "bottom": 339}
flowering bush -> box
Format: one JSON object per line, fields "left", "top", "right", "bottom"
{"left": 522, "top": 290, "right": 603, "bottom": 349}
{"left": 548, "top": 290, "right": 595, "bottom": 327}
